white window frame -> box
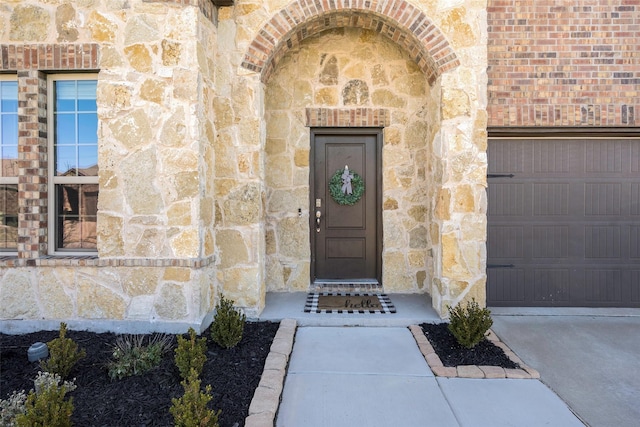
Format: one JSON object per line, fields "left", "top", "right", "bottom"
{"left": 0, "top": 74, "right": 19, "bottom": 254}
{"left": 47, "top": 74, "right": 99, "bottom": 255}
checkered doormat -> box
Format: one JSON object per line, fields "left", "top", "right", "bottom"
{"left": 304, "top": 292, "right": 396, "bottom": 314}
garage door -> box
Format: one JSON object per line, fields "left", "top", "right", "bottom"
{"left": 487, "top": 138, "right": 640, "bottom": 307}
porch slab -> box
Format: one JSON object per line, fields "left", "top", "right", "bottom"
{"left": 256, "top": 292, "right": 442, "bottom": 326}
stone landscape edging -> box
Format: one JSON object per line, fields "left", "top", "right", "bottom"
{"left": 409, "top": 324, "right": 540, "bottom": 379}
{"left": 245, "top": 318, "right": 297, "bottom": 427}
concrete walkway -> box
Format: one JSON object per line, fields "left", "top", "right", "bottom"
{"left": 491, "top": 311, "right": 640, "bottom": 427}
{"left": 276, "top": 327, "right": 585, "bottom": 427}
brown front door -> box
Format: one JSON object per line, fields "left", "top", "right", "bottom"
{"left": 311, "top": 128, "right": 381, "bottom": 283}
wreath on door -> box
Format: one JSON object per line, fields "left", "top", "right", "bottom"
{"left": 329, "top": 166, "right": 365, "bottom": 206}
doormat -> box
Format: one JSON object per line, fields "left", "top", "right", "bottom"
{"left": 304, "top": 292, "right": 396, "bottom": 314}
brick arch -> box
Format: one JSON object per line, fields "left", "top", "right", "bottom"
{"left": 241, "top": 0, "right": 459, "bottom": 85}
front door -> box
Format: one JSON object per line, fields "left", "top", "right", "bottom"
{"left": 311, "top": 128, "right": 381, "bottom": 283}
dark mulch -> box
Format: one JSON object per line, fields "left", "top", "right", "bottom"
{"left": 420, "top": 323, "right": 519, "bottom": 369}
{"left": 0, "top": 321, "right": 279, "bottom": 427}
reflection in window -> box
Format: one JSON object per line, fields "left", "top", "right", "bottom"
{"left": 54, "top": 80, "right": 98, "bottom": 177}
{"left": 50, "top": 76, "right": 98, "bottom": 252}
{"left": 0, "top": 184, "right": 18, "bottom": 249}
{"left": 0, "top": 79, "right": 18, "bottom": 251}
{"left": 56, "top": 184, "right": 98, "bottom": 250}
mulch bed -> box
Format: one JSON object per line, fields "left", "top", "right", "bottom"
{"left": 420, "top": 323, "right": 519, "bottom": 369}
{"left": 0, "top": 321, "right": 279, "bottom": 427}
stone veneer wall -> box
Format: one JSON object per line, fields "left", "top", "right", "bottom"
{"left": 0, "top": 0, "right": 221, "bottom": 333}
{"left": 1, "top": 0, "right": 489, "bottom": 327}
{"left": 220, "top": 0, "right": 489, "bottom": 314}
{"left": 488, "top": 0, "right": 639, "bottom": 127}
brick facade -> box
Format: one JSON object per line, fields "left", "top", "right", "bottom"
{"left": 488, "top": 0, "right": 640, "bottom": 127}
{"left": 305, "top": 108, "right": 391, "bottom": 127}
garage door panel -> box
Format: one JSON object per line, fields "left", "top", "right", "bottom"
{"left": 630, "top": 183, "right": 640, "bottom": 215}
{"left": 487, "top": 225, "right": 525, "bottom": 259}
{"left": 584, "top": 183, "right": 622, "bottom": 215}
{"left": 630, "top": 226, "right": 640, "bottom": 259}
{"left": 487, "top": 268, "right": 526, "bottom": 302}
{"left": 489, "top": 140, "right": 526, "bottom": 173}
{"left": 584, "top": 225, "right": 622, "bottom": 259}
{"left": 488, "top": 182, "right": 526, "bottom": 215}
{"left": 533, "top": 140, "right": 574, "bottom": 174}
{"left": 533, "top": 269, "right": 571, "bottom": 303}
{"left": 585, "top": 269, "right": 623, "bottom": 303}
{"left": 632, "top": 271, "right": 640, "bottom": 302}
{"left": 585, "top": 140, "right": 624, "bottom": 173}
{"left": 488, "top": 138, "right": 640, "bottom": 307}
{"left": 533, "top": 183, "right": 570, "bottom": 215}
{"left": 532, "top": 225, "right": 569, "bottom": 259}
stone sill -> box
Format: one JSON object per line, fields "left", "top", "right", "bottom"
{"left": 409, "top": 324, "right": 541, "bottom": 379}
{"left": 0, "top": 255, "right": 215, "bottom": 268}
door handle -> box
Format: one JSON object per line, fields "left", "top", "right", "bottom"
{"left": 315, "top": 210, "right": 322, "bottom": 233}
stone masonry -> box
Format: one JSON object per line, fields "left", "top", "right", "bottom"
{"left": 1, "top": 0, "right": 489, "bottom": 331}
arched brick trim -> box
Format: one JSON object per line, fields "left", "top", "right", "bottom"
{"left": 241, "top": 0, "right": 459, "bottom": 85}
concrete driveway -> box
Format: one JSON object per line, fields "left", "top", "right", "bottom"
{"left": 490, "top": 310, "right": 640, "bottom": 427}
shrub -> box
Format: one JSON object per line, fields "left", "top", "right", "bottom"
{"left": 210, "top": 295, "right": 245, "bottom": 349}
{"left": 175, "top": 328, "right": 208, "bottom": 380}
{"left": 447, "top": 298, "right": 493, "bottom": 349}
{"left": 40, "top": 323, "right": 86, "bottom": 379}
{"left": 15, "top": 372, "right": 76, "bottom": 427}
{"left": 0, "top": 390, "right": 27, "bottom": 427}
{"left": 107, "top": 333, "right": 172, "bottom": 380}
{"left": 170, "top": 370, "right": 221, "bottom": 427}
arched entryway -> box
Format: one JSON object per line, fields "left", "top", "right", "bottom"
{"left": 214, "top": 0, "right": 488, "bottom": 317}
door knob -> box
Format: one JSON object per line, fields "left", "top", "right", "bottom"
{"left": 315, "top": 210, "right": 321, "bottom": 232}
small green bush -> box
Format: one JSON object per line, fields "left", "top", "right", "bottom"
{"left": 107, "top": 333, "right": 172, "bottom": 380}
{"left": 210, "top": 295, "right": 245, "bottom": 349}
{"left": 170, "top": 370, "right": 221, "bottom": 427}
{"left": 0, "top": 390, "right": 27, "bottom": 427}
{"left": 447, "top": 298, "right": 493, "bottom": 349}
{"left": 40, "top": 323, "right": 86, "bottom": 379}
{"left": 175, "top": 328, "right": 208, "bottom": 380}
{"left": 15, "top": 372, "right": 76, "bottom": 427}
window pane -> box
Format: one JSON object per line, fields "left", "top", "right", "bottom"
{"left": 52, "top": 78, "right": 98, "bottom": 252}
{"left": 78, "top": 145, "right": 98, "bottom": 174}
{"left": 0, "top": 81, "right": 17, "bottom": 109}
{"left": 1, "top": 99, "right": 17, "bottom": 112}
{"left": 1, "top": 115, "right": 18, "bottom": 145}
{"left": 56, "top": 114, "right": 76, "bottom": 145}
{"left": 55, "top": 81, "right": 77, "bottom": 111}
{"left": 56, "top": 145, "right": 77, "bottom": 176}
{"left": 0, "top": 184, "right": 18, "bottom": 250}
{"left": 56, "top": 184, "right": 98, "bottom": 250}
{"left": 78, "top": 113, "right": 98, "bottom": 144}
{"left": 77, "top": 81, "right": 97, "bottom": 111}
{"left": 1, "top": 81, "right": 18, "bottom": 179}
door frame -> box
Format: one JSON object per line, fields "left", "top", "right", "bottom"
{"left": 309, "top": 127, "right": 384, "bottom": 284}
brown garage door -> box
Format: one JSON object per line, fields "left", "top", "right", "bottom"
{"left": 487, "top": 138, "right": 640, "bottom": 307}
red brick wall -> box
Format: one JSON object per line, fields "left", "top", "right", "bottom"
{"left": 488, "top": 0, "right": 640, "bottom": 127}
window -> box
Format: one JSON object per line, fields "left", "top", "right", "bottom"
{"left": 48, "top": 75, "right": 98, "bottom": 253}
{"left": 0, "top": 76, "right": 18, "bottom": 252}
